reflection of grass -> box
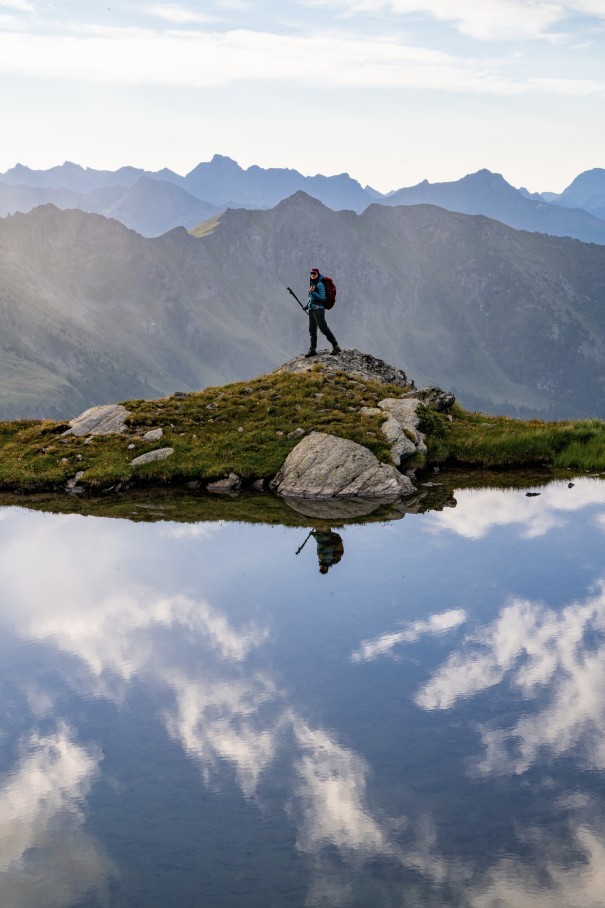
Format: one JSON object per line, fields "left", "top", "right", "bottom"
{"left": 0, "top": 487, "right": 410, "bottom": 528}
{"left": 422, "top": 406, "right": 605, "bottom": 470}
{"left": 0, "top": 371, "right": 398, "bottom": 492}
{"left": 0, "top": 468, "right": 595, "bottom": 527}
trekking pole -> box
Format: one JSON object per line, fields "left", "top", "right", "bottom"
{"left": 295, "top": 530, "right": 314, "bottom": 555}
{"left": 287, "top": 287, "right": 307, "bottom": 314}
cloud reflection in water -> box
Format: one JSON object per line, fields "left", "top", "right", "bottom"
{"left": 0, "top": 724, "right": 113, "bottom": 908}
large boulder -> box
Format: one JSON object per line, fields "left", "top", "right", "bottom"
{"left": 271, "top": 431, "right": 415, "bottom": 499}
{"left": 63, "top": 404, "right": 130, "bottom": 437}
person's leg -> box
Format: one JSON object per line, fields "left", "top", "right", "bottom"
{"left": 306, "top": 311, "right": 318, "bottom": 355}
{"left": 314, "top": 308, "right": 339, "bottom": 350}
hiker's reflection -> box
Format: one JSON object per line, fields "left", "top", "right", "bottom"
{"left": 297, "top": 528, "right": 344, "bottom": 573}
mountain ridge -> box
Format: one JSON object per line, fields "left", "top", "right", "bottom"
{"left": 2, "top": 195, "right": 605, "bottom": 421}
{"left": 3, "top": 158, "right": 605, "bottom": 243}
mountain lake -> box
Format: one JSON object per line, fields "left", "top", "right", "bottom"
{"left": 1, "top": 474, "right": 605, "bottom": 907}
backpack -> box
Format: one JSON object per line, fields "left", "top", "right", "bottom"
{"left": 321, "top": 276, "right": 337, "bottom": 309}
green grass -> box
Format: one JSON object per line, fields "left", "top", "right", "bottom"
{"left": 0, "top": 370, "right": 398, "bottom": 492}
{"left": 2, "top": 368, "right": 605, "bottom": 495}
{"left": 421, "top": 405, "right": 605, "bottom": 471}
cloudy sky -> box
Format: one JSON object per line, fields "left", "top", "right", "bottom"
{"left": 0, "top": 0, "right": 603, "bottom": 192}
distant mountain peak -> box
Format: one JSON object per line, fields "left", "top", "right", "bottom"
{"left": 463, "top": 169, "right": 508, "bottom": 186}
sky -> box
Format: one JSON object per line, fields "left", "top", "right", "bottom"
{"left": 0, "top": 0, "right": 603, "bottom": 193}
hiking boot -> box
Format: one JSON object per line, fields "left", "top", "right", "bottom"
{"left": 330, "top": 345, "right": 342, "bottom": 355}
{"left": 304, "top": 348, "right": 317, "bottom": 358}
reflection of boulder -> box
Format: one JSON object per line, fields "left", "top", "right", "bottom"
{"left": 283, "top": 496, "right": 390, "bottom": 520}
{"left": 271, "top": 432, "right": 415, "bottom": 499}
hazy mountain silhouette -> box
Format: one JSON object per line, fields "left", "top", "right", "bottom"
{"left": 2, "top": 195, "right": 605, "bottom": 420}
{"left": 382, "top": 169, "right": 605, "bottom": 244}
{"left": 0, "top": 177, "right": 218, "bottom": 237}
{"left": 3, "top": 159, "right": 605, "bottom": 245}
{"left": 547, "top": 168, "right": 605, "bottom": 222}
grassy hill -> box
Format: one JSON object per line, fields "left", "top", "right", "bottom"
{"left": 0, "top": 365, "right": 604, "bottom": 496}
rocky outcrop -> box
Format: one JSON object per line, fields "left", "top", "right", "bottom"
{"left": 400, "top": 386, "right": 455, "bottom": 411}
{"left": 63, "top": 404, "right": 130, "bottom": 437}
{"left": 274, "top": 349, "right": 414, "bottom": 389}
{"left": 379, "top": 398, "right": 428, "bottom": 463}
{"left": 360, "top": 397, "right": 428, "bottom": 465}
{"left": 271, "top": 431, "right": 415, "bottom": 499}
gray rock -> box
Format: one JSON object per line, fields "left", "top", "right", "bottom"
{"left": 65, "top": 470, "right": 85, "bottom": 492}
{"left": 142, "top": 428, "right": 163, "bottom": 441}
{"left": 129, "top": 447, "right": 174, "bottom": 466}
{"left": 400, "top": 386, "right": 455, "bottom": 411}
{"left": 271, "top": 431, "right": 415, "bottom": 499}
{"left": 287, "top": 427, "right": 306, "bottom": 439}
{"left": 275, "top": 349, "right": 414, "bottom": 389}
{"left": 381, "top": 414, "right": 418, "bottom": 465}
{"left": 63, "top": 404, "right": 130, "bottom": 437}
{"left": 206, "top": 472, "right": 241, "bottom": 494}
{"left": 378, "top": 398, "right": 428, "bottom": 458}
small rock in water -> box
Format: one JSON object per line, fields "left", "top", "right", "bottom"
{"left": 207, "top": 473, "right": 241, "bottom": 494}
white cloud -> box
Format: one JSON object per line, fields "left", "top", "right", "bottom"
{"left": 351, "top": 608, "right": 467, "bottom": 662}
{"left": 160, "top": 522, "right": 225, "bottom": 539}
{"left": 0, "top": 726, "right": 113, "bottom": 908}
{"left": 415, "top": 581, "right": 605, "bottom": 777}
{"left": 0, "top": 23, "right": 600, "bottom": 96}
{"left": 146, "top": 4, "right": 215, "bottom": 25}
{"left": 291, "top": 717, "right": 389, "bottom": 854}
{"left": 299, "top": 0, "right": 603, "bottom": 40}
{"left": 427, "top": 479, "right": 605, "bottom": 540}
{"left": 165, "top": 671, "right": 281, "bottom": 796}
{"left": 470, "top": 820, "right": 605, "bottom": 908}
{"left": 0, "top": 0, "right": 35, "bottom": 11}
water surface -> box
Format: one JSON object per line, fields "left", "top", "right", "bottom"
{"left": 2, "top": 478, "right": 605, "bottom": 906}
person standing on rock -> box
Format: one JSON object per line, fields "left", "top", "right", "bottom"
{"left": 305, "top": 268, "right": 341, "bottom": 357}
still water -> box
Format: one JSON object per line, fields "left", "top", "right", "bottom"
{"left": 2, "top": 478, "right": 605, "bottom": 907}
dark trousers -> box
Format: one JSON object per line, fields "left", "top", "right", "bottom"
{"left": 308, "top": 308, "right": 337, "bottom": 349}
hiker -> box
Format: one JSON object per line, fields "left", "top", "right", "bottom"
{"left": 311, "top": 529, "right": 344, "bottom": 574}
{"left": 305, "top": 268, "right": 341, "bottom": 357}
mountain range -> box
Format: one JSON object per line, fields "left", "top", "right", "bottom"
{"left": 2, "top": 157, "right": 605, "bottom": 243}
{"left": 2, "top": 194, "right": 605, "bottom": 422}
